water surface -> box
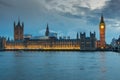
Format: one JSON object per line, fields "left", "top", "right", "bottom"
{"left": 0, "top": 51, "right": 120, "bottom": 80}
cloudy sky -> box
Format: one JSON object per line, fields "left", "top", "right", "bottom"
{"left": 0, "top": 0, "right": 120, "bottom": 43}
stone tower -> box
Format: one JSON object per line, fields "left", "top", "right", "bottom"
{"left": 99, "top": 15, "right": 106, "bottom": 49}
{"left": 14, "top": 19, "right": 24, "bottom": 41}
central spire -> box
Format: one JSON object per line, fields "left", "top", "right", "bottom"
{"left": 45, "top": 23, "right": 49, "bottom": 36}
{"left": 18, "top": 17, "right": 21, "bottom": 26}
{"left": 47, "top": 23, "right": 49, "bottom": 31}
{"left": 100, "top": 14, "right": 104, "bottom": 23}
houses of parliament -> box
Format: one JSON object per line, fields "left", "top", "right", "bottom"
{"left": 0, "top": 15, "right": 107, "bottom": 51}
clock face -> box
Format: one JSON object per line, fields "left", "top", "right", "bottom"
{"left": 101, "top": 25, "right": 104, "bottom": 29}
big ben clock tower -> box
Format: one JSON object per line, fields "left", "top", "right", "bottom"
{"left": 99, "top": 15, "right": 106, "bottom": 49}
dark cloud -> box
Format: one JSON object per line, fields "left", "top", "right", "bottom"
{"left": 0, "top": 0, "right": 13, "bottom": 7}
{"left": 102, "top": 0, "right": 120, "bottom": 19}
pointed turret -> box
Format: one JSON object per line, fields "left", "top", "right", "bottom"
{"left": 77, "top": 32, "right": 79, "bottom": 39}
{"left": 14, "top": 21, "right": 16, "bottom": 27}
{"left": 45, "top": 23, "right": 49, "bottom": 36}
{"left": 18, "top": 17, "right": 21, "bottom": 26}
{"left": 100, "top": 14, "right": 104, "bottom": 23}
{"left": 46, "top": 24, "right": 49, "bottom": 31}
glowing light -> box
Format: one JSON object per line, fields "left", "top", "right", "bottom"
{"left": 101, "top": 47, "right": 104, "bottom": 49}
{"left": 101, "top": 25, "right": 104, "bottom": 29}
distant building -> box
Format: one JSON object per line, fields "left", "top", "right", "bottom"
{"left": 111, "top": 38, "right": 117, "bottom": 48}
{"left": 14, "top": 19, "right": 24, "bottom": 41}
{"left": 116, "top": 37, "right": 120, "bottom": 51}
{"left": 111, "top": 36, "right": 120, "bottom": 51}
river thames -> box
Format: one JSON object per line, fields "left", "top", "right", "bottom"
{"left": 0, "top": 51, "right": 120, "bottom": 80}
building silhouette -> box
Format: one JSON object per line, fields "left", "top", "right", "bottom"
{"left": 111, "top": 36, "right": 120, "bottom": 52}
{"left": 80, "top": 32, "right": 96, "bottom": 50}
{"left": 14, "top": 19, "right": 24, "bottom": 41}
{"left": 0, "top": 15, "right": 107, "bottom": 51}
{"left": 0, "top": 37, "right": 6, "bottom": 49}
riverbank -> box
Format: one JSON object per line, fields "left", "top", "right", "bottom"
{"left": 0, "top": 49, "right": 113, "bottom": 52}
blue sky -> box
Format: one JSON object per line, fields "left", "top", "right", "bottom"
{"left": 0, "top": 0, "right": 120, "bottom": 43}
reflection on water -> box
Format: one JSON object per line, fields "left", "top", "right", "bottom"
{"left": 100, "top": 52, "right": 106, "bottom": 80}
{"left": 0, "top": 51, "right": 120, "bottom": 80}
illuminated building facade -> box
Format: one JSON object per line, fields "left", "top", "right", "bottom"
{"left": 3, "top": 22, "right": 97, "bottom": 50}
{"left": 4, "top": 31, "right": 97, "bottom": 50}
{"left": 5, "top": 38, "right": 80, "bottom": 50}
{"left": 4, "top": 23, "right": 80, "bottom": 50}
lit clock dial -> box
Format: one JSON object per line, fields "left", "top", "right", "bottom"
{"left": 101, "top": 25, "right": 104, "bottom": 29}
